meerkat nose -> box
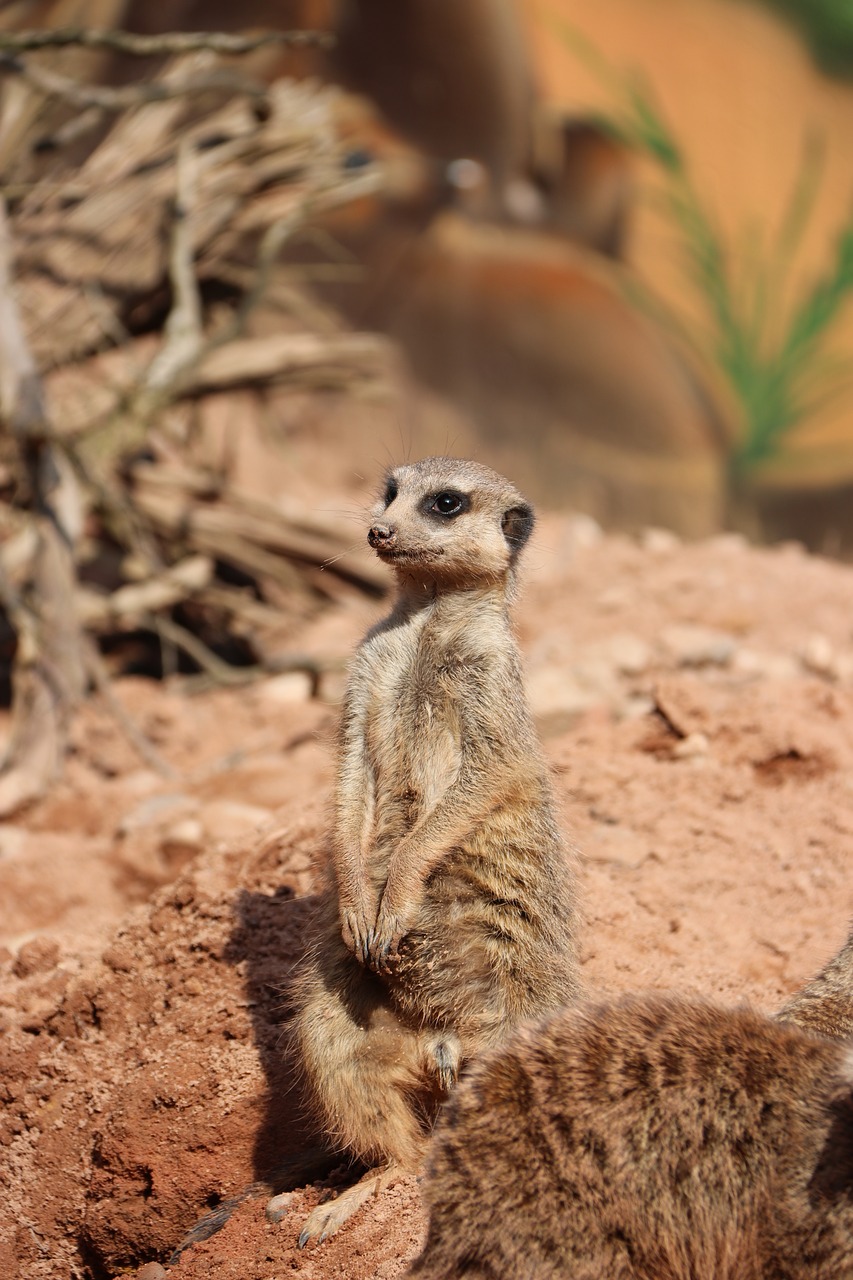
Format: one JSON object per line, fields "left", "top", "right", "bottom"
{"left": 368, "top": 524, "right": 395, "bottom": 548}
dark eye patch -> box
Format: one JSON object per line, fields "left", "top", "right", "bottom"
{"left": 383, "top": 477, "right": 398, "bottom": 507}
{"left": 424, "top": 490, "right": 470, "bottom": 518}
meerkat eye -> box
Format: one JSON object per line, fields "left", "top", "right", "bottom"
{"left": 428, "top": 491, "right": 469, "bottom": 518}
{"left": 383, "top": 478, "right": 398, "bottom": 507}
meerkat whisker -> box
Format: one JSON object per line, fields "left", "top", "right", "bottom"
{"left": 320, "top": 541, "right": 364, "bottom": 568}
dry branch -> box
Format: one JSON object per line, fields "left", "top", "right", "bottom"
{"left": 11, "top": 75, "right": 382, "bottom": 369}
{"left": 0, "top": 41, "right": 394, "bottom": 808}
{"left": 185, "top": 333, "right": 391, "bottom": 395}
{"left": 0, "top": 52, "right": 268, "bottom": 114}
{"left": 84, "top": 639, "right": 178, "bottom": 779}
{"left": 143, "top": 138, "right": 204, "bottom": 398}
{"left": 75, "top": 555, "right": 214, "bottom": 627}
{"left": 0, "top": 199, "right": 86, "bottom": 814}
{"left": 0, "top": 29, "right": 334, "bottom": 55}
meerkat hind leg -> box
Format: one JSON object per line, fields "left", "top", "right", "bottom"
{"left": 424, "top": 1030, "right": 462, "bottom": 1094}
{"left": 298, "top": 1161, "right": 403, "bottom": 1247}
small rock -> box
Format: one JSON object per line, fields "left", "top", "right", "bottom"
{"left": 801, "top": 634, "right": 837, "bottom": 679}
{"left": 640, "top": 526, "right": 680, "bottom": 553}
{"left": 572, "top": 658, "right": 621, "bottom": 699}
{"left": 596, "top": 585, "right": 633, "bottom": 612}
{"left": 0, "top": 826, "right": 28, "bottom": 859}
{"left": 732, "top": 648, "right": 799, "bottom": 681}
{"left": 564, "top": 513, "right": 603, "bottom": 552}
{"left": 136, "top": 1264, "right": 168, "bottom": 1280}
{"left": 119, "top": 769, "right": 163, "bottom": 799}
{"left": 13, "top": 937, "right": 60, "bottom": 979}
{"left": 266, "top": 1190, "right": 294, "bottom": 1223}
{"left": 660, "top": 624, "right": 736, "bottom": 668}
{"left": 606, "top": 633, "right": 651, "bottom": 676}
{"left": 706, "top": 532, "right": 748, "bottom": 554}
{"left": 119, "top": 793, "right": 196, "bottom": 836}
{"left": 159, "top": 817, "right": 204, "bottom": 864}
{"left": 583, "top": 825, "right": 650, "bottom": 870}
{"left": 527, "top": 667, "right": 598, "bottom": 718}
{"left": 834, "top": 653, "right": 853, "bottom": 686}
{"left": 201, "top": 800, "right": 274, "bottom": 843}
{"left": 261, "top": 671, "right": 313, "bottom": 704}
{"left": 589, "top": 806, "right": 620, "bottom": 825}
{"left": 318, "top": 667, "right": 348, "bottom": 705}
{"left": 101, "top": 943, "right": 136, "bottom": 973}
{"left": 672, "top": 731, "right": 710, "bottom": 760}
{"left": 617, "top": 694, "right": 656, "bottom": 720}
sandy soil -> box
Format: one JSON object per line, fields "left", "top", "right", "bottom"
{"left": 2, "top": 512, "right": 853, "bottom": 1279}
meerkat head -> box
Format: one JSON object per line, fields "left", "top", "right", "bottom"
{"left": 368, "top": 457, "right": 534, "bottom": 588}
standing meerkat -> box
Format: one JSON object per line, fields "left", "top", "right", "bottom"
{"left": 407, "top": 921, "right": 853, "bottom": 1280}
{"left": 283, "top": 457, "right": 581, "bottom": 1246}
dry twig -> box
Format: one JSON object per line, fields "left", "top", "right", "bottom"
{"left": 0, "top": 28, "right": 334, "bottom": 55}
{"left": 0, "top": 50, "right": 391, "bottom": 805}
{"left": 0, "top": 199, "right": 86, "bottom": 813}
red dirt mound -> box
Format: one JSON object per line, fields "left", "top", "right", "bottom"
{"left": 2, "top": 518, "right": 853, "bottom": 1278}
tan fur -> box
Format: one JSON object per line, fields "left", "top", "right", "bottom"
{"left": 289, "top": 457, "right": 580, "bottom": 1245}
{"left": 777, "top": 921, "right": 853, "bottom": 1041}
{"left": 408, "top": 925, "right": 853, "bottom": 1280}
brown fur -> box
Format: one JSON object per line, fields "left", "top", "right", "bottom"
{"left": 288, "top": 458, "right": 580, "bottom": 1245}
{"left": 778, "top": 924, "right": 853, "bottom": 1041}
{"left": 408, "top": 924, "right": 853, "bottom": 1279}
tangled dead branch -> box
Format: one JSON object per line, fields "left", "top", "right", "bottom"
{"left": 0, "top": 28, "right": 334, "bottom": 56}
{"left": 0, "top": 33, "right": 394, "bottom": 814}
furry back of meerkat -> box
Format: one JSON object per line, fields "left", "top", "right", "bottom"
{"left": 408, "top": 921, "right": 853, "bottom": 1280}
{"left": 777, "top": 923, "right": 853, "bottom": 1040}
{"left": 284, "top": 457, "right": 580, "bottom": 1246}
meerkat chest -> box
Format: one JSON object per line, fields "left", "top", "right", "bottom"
{"left": 359, "top": 622, "right": 467, "bottom": 803}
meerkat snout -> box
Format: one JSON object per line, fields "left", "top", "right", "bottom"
{"left": 367, "top": 522, "right": 395, "bottom": 550}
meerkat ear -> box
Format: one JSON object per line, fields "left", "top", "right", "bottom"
{"left": 501, "top": 503, "right": 535, "bottom": 552}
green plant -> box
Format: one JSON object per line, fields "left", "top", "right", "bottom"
{"left": 559, "top": 26, "right": 853, "bottom": 477}
{"left": 757, "top": 0, "right": 853, "bottom": 79}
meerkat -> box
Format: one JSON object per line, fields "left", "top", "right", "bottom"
{"left": 279, "top": 457, "right": 581, "bottom": 1247}
{"left": 777, "top": 923, "right": 853, "bottom": 1041}
{"left": 407, "top": 921, "right": 853, "bottom": 1280}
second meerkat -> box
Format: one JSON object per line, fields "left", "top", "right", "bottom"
{"left": 408, "top": 920, "right": 853, "bottom": 1280}
{"left": 286, "top": 457, "right": 580, "bottom": 1244}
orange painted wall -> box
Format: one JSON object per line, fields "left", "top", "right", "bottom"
{"left": 524, "top": 0, "right": 853, "bottom": 480}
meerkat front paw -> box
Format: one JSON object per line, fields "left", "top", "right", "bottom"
{"left": 365, "top": 899, "right": 412, "bottom": 971}
{"left": 340, "top": 902, "right": 375, "bottom": 965}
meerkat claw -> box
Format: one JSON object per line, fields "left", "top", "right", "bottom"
{"left": 433, "top": 1040, "right": 460, "bottom": 1093}
{"left": 363, "top": 910, "right": 407, "bottom": 970}
{"left": 298, "top": 1201, "right": 342, "bottom": 1247}
{"left": 341, "top": 907, "right": 376, "bottom": 967}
